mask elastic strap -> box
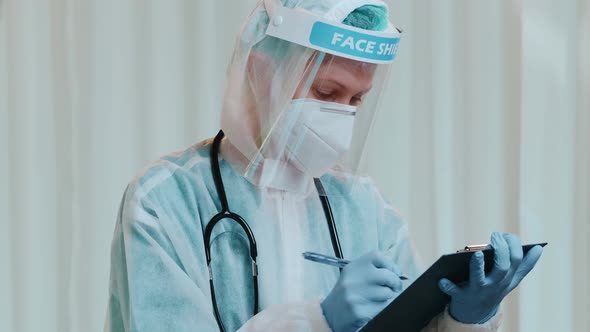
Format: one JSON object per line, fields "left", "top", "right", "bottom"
{"left": 245, "top": 51, "right": 326, "bottom": 180}
{"left": 299, "top": 52, "right": 326, "bottom": 97}
{"left": 280, "top": 52, "right": 326, "bottom": 157}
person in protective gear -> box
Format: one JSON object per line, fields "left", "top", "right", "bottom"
{"left": 105, "top": 1, "right": 543, "bottom": 331}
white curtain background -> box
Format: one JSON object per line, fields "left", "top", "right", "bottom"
{"left": 0, "top": 0, "right": 588, "bottom": 331}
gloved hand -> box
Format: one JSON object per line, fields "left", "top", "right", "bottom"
{"left": 321, "top": 251, "right": 404, "bottom": 332}
{"left": 439, "top": 232, "right": 543, "bottom": 324}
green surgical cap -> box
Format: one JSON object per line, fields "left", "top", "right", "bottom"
{"left": 342, "top": 5, "right": 389, "bottom": 31}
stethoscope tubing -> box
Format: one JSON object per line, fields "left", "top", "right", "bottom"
{"left": 204, "top": 130, "right": 342, "bottom": 332}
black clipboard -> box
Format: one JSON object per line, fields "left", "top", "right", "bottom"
{"left": 360, "top": 242, "right": 547, "bottom": 332}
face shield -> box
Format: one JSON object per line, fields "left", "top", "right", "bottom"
{"left": 220, "top": 0, "right": 402, "bottom": 193}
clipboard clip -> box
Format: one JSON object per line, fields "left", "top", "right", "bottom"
{"left": 456, "top": 244, "right": 492, "bottom": 253}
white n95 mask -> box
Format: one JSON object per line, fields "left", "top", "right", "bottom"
{"left": 281, "top": 99, "right": 357, "bottom": 177}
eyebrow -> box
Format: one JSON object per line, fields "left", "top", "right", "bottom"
{"left": 316, "top": 79, "right": 372, "bottom": 94}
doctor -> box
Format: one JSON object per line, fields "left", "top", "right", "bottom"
{"left": 105, "top": 0, "right": 543, "bottom": 331}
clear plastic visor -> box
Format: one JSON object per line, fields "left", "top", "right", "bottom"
{"left": 242, "top": 50, "right": 392, "bottom": 193}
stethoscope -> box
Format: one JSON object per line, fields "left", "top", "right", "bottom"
{"left": 204, "top": 130, "right": 344, "bottom": 332}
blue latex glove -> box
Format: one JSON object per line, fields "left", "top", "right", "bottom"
{"left": 321, "top": 251, "right": 404, "bottom": 332}
{"left": 439, "top": 232, "right": 544, "bottom": 324}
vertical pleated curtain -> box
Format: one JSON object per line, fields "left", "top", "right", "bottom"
{"left": 0, "top": 0, "right": 588, "bottom": 331}
{"left": 368, "top": 1, "right": 590, "bottom": 330}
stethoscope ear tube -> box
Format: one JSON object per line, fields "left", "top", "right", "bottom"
{"left": 206, "top": 130, "right": 258, "bottom": 263}
{"left": 313, "top": 178, "right": 343, "bottom": 259}
{"left": 209, "top": 277, "right": 225, "bottom": 331}
{"left": 205, "top": 130, "right": 338, "bottom": 331}
{"left": 211, "top": 130, "right": 230, "bottom": 213}
{"left": 206, "top": 131, "right": 259, "bottom": 332}
{"left": 204, "top": 211, "right": 258, "bottom": 263}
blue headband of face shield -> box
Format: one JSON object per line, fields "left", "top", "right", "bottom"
{"left": 263, "top": 0, "right": 403, "bottom": 64}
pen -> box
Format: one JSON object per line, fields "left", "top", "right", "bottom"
{"left": 302, "top": 251, "right": 409, "bottom": 280}
{"left": 456, "top": 244, "right": 492, "bottom": 253}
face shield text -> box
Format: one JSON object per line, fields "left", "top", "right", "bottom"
{"left": 331, "top": 33, "right": 398, "bottom": 56}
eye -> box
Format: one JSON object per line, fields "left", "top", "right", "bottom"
{"left": 350, "top": 95, "right": 363, "bottom": 106}
{"left": 314, "top": 88, "right": 335, "bottom": 101}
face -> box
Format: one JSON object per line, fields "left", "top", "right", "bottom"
{"left": 294, "top": 53, "right": 377, "bottom": 107}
